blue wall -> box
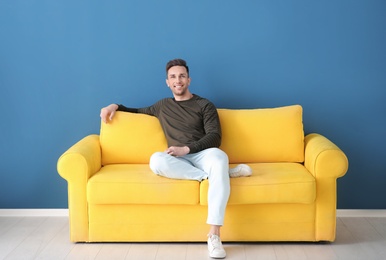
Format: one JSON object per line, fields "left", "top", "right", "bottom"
{"left": 1, "top": 0, "right": 385, "bottom": 209}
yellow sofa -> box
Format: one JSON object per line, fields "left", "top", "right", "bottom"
{"left": 57, "top": 104, "right": 348, "bottom": 242}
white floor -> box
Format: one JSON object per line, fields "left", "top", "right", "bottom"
{"left": 0, "top": 216, "right": 386, "bottom": 259}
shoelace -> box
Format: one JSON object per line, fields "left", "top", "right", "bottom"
{"left": 209, "top": 235, "right": 222, "bottom": 248}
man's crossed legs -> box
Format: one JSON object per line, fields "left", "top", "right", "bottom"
{"left": 150, "top": 148, "right": 252, "bottom": 259}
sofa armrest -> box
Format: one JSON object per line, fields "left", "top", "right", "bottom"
{"left": 304, "top": 133, "right": 348, "bottom": 179}
{"left": 57, "top": 134, "right": 101, "bottom": 242}
{"left": 304, "top": 133, "right": 348, "bottom": 241}
{"left": 58, "top": 134, "right": 101, "bottom": 182}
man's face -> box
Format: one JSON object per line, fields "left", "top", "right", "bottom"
{"left": 166, "top": 66, "right": 191, "bottom": 98}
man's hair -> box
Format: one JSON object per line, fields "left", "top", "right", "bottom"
{"left": 166, "top": 58, "right": 189, "bottom": 77}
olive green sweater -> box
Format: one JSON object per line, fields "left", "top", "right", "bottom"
{"left": 117, "top": 94, "right": 221, "bottom": 154}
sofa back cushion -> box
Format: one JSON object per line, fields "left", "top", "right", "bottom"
{"left": 218, "top": 105, "right": 304, "bottom": 163}
{"left": 100, "top": 112, "right": 167, "bottom": 165}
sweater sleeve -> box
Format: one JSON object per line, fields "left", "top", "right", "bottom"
{"left": 117, "top": 102, "right": 159, "bottom": 116}
{"left": 187, "top": 100, "right": 221, "bottom": 153}
{"left": 117, "top": 104, "right": 139, "bottom": 113}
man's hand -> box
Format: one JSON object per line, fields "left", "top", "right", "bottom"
{"left": 100, "top": 104, "right": 118, "bottom": 123}
{"left": 165, "top": 146, "right": 190, "bottom": 157}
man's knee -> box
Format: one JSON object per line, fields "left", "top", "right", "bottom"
{"left": 207, "top": 148, "right": 229, "bottom": 165}
{"left": 149, "top": 152, "right": 167, "bottom": 174}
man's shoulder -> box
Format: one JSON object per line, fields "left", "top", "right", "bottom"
{"left": 155, "top": 97, "right": 173, "bottom": 105}
{"left": 193, "top": 94, "right": 217, "bottom": 108}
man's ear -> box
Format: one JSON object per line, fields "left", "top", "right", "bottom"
{"left": 166, "top": 79, "right": 169, "bottom": 87}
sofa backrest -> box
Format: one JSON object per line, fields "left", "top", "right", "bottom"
{"left": 100, "top": 105, "right": 304, "bottom": 165}
{"left": 218, "top": 105, "right": 304, "bottom": 163}
{"left": 100, "top": 112, "right": 167, "bottom": 165}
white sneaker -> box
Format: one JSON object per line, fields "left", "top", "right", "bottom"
{"left": 207, "top": 234, "right": 226, "bottom": 259}
{"left": 229, "top": 164, "right": 252, "bottom": 178}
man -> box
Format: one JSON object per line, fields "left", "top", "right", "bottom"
{"left": 100, "top": 58, "right": 252, "bottom": 259}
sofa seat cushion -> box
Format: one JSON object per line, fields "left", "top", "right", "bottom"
{"left": 201, "top": 163, "right": 316, "bottom": 205}
{"left": 87, "top": 164, "right": 199, "bottom": 205}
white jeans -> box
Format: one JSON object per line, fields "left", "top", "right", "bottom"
{"left": 149, "top": 148, "right": 231, "bottom": 226}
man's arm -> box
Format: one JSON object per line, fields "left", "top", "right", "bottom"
{"left": 187, "top": 100, "right": 221, "bottom": 153}
{"left": 100, "top": 104, "right": 139, "bottom": 123}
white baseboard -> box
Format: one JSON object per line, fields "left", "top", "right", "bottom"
{"left": 0, "top": 209, "right": 69, "bottom": 217}
{"left": 337, "top": 209, "right": 386, "bottom": 217}
{"left": 0, "top": 209, "right": 386, "bottom": 217}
